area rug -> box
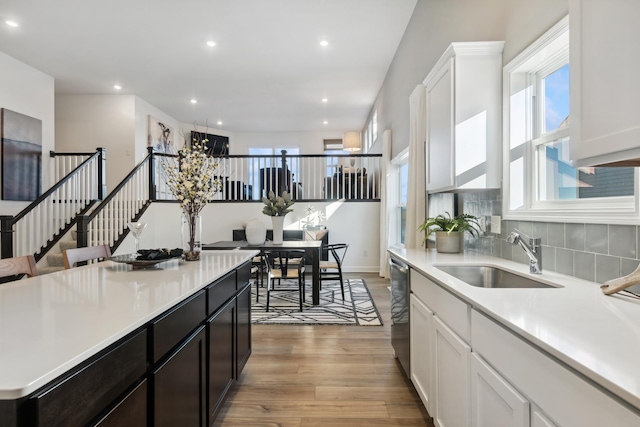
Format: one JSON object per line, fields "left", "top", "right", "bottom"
{"left": 251, "top": 278, "right": 383, "bottom": 326}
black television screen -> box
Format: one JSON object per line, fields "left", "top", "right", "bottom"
{"left": 191, "top": 131, "right": 229, "bottom": 156}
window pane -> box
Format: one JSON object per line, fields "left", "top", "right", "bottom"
{"left": 399, "top": 163, "right": 408, "bottom": 204}
{"left": 543, "top": 64, "right": 570, "bottom": 133}
{"left": 400, "top": 206, "right": 406, "bottom": 244}
{"left": 536, "top": 137, "right": 634, "bottom": 201}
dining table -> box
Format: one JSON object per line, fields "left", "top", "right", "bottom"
{"left": 203, "top": 239, "right": 323, "bottom": 305}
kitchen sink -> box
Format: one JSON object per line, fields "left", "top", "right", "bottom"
{"left": 434, "top": 265, "right": 559, "bottom": 289}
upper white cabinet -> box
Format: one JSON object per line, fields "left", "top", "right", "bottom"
{"left": 424, "top": 42, "right": 504, "bottom": 192}
{"left": 569, "top": 0, "right": 640, "bottom": 166}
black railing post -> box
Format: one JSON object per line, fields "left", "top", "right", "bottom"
{"left": 0, "top": 216, "right": 14, "bottom": 258}
{"left": 97, "top": 147, "right": 107, "bottom": 199}
{"left": 280, "top": 150, "right": 289, "bottom": 194}
{"left": 147, "top": 146, "right": 157, "bottom": 201}
{"left": 76, "top": 215, "right": 89, "bottom": 248}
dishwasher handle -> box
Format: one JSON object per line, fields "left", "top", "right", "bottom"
{"left": 389, "top": 258, "right": 408, "bottom": 274}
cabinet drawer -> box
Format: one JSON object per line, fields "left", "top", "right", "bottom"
{"left": 471, "top": 309, "right": 640, "bottom": 427}
{"left": 208, "top": 270, "right": 236, "bottom": 315}
{"left": 236, "top": 261, "right": 252, "bottom": 289}
{"left": 411, "top": 270, "right": 470, "bottom": 342}
{"left": 32, "top": 330, "right": 147, "bottom": 427}
{"left": 150, "top": 290, "right": 206, "bottom": 363}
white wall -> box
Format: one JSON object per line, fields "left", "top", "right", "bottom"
{"left": 56, "top": 95, "right": 136, "bottom": 192}
{"left": 0, "top": 51, "right": 55, "bottom": 215}
{"left": 232, "top": 131, "right": 343, "bottom": 155}
{"left": 124, "top": 200, "right": 380, "bottom": 273}
{"left": 134, "top": 97, "right": 182, "bottom": 162}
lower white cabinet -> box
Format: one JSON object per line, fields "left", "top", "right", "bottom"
{"left": 410, "top": 293, "right": 434, "bottom": 415}
{"left": 470, "top": 353, "right": 529, "bottom": 427}
{"left": 433, "top": 316, "right": 471, "bottom": 427}
{"left": 531, "top": 406, "right": 557, "bottom": 427}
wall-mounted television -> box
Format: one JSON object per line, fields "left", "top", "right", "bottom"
{"left": 190, "top": 131, "right": 229, "bottom": 156}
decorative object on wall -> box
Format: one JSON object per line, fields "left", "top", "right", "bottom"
{"left": 148, "top": 115, "right": 175, "bottom": 153}
{"left": 190, "top": 131, "right": 229, "bottom": 155}
{"left": 1, "top": 108, "right": 42, "bottom": 201}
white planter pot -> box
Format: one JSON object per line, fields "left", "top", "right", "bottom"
{"left": 435, "top": 231, "right": 462, "bottom": 253}
{"left": 271, "top": 216, "right": 285, "bottom": 244}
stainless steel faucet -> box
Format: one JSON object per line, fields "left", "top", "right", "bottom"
{"left": 506, "top": 229, "right": 542, "bottom": 274}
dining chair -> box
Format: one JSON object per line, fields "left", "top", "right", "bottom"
{"left": 319, "top": 243, "right": 349, "bottom": 300}
{"left": 264, "top": 250, "right": 306, "bottom": 312}
{"left": 252, "top": 254, "right": 265, "bottom": 302}
{"left": 0, "top": 254, "right": 38, "bottom": 281}
{"left": 63, "top": 244, "right": 112, "bottom": 269}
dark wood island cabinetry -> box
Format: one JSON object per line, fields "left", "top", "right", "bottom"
{"left": 0, "top": 252, "right": 254, "bottom": 427}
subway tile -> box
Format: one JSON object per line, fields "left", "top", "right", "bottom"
{"left": 531, "top": 222, "right": 548, "bottom": 245}
{"left": 500, "top": 240, "right": 513, "bottom": 260}
{"left": 555, "top": 248, "right": 574, "bottom": 276}
{"left": 620, "top": 257, "right": 640, "bottom": 276}
{"left": 546, "top": 223, "right": 565, "bottom": 248}
{"left": 595, "top": 254, "right": 621, "bottom": 284}
{"left": 541, "top": 246, "right": 555, "bottom": 272}
{"left": 574, "top": 251, "right": 595, "bottom": 282}
{"left": 516, "top": 221, "right": 533, "bottom": 237}
{"left": 609, "top": 225, "right": 636, "bottom": 258}
{"left": 585, "top": 224, "right": 608, "bottom": 254}
{"left": 565, "top": 223, "right": 585, "bottom": 251}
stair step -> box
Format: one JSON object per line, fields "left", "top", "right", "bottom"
{"left": 47, "top": 253, "right": 65, "bottom": 267}
{"left": 71, "top": 230, "right": 77, "bottom": 240}
{"left": 59, "top": 240, "right": 77, "bottom": 251}
{"left": 38, "top": 265, "right": 65, "bottom": 275}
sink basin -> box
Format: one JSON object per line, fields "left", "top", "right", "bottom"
{"left": 434, "top": 265, "right": 558, "bottom": 289}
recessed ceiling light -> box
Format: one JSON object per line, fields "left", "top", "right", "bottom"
{"left": 5, "top": 20, "right": 19, "bottom": 28}
{"left": 113, "top": 84, "right": 122, "bottom": 90}
{"left": 320, "top": 40, "right": 329, "bottom": 47}
{"left": 190, "top": 99, "right": 197, "bottom": 104}
{"left": 206, "top": 41, "right": 216, "bottom": 47}
{"left": 216, "top": 121, "right": 223, "bottom": 126}
{"left": 323, "top": 120, "right": 328, "bottom": 125}
{"left": 322, "top": 98, "right": 328, "bottom": 103}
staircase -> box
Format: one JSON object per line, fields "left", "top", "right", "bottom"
{"left": 38, "top": 231, "right": 78, "bottom": 274}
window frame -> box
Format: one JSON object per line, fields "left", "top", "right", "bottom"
{"left": 502, "top": 15, "right": 639, "bottom": 223}
{"left": 390, "top": 148, "right": 409, "bottom": 247}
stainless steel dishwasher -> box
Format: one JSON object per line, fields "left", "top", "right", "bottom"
{"left": 390, "top": 256, "right": 410, "bottom": 377}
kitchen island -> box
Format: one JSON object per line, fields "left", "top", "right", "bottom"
{"left": 390, "top": 247, "right": 640, "bottom": 427}
{"left": 0, "top": 250, "right": 257, "bottom": 427}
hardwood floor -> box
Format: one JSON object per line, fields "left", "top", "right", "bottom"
{"left": 213, "top": 273, "right": 434, "bottom": 427}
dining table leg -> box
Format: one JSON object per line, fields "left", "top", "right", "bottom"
{"left": 312, "top": 246, "right": 320, "bottom": 305}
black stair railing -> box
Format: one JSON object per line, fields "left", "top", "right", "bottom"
{"left": 0, "top": 148, "right": 106, "bottom": 260}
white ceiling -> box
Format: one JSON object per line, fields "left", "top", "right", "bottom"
{"left": 0, "top": 0, "right": 417, "bottom": 133}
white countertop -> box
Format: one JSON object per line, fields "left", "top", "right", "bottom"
{"left": 389, "top": 248, "right": 640, "bottom": 411}
{"left": 0, "top": 250, "right": 258, "bottom": 400}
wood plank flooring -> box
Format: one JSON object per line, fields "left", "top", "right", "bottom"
{"left": 213, "top": 273, "right": 434, "bottom": 427}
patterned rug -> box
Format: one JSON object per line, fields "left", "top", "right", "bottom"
{"left": 251, "top": 278, "right": 383, "bottom": 326}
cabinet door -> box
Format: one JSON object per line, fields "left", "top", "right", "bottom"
{"left": 470, "top": 353, "right": 529, "bottom": 427}
{"left": 236, "top": 283, "right": 252, "bottom": 377}
{"left": 153, "top": 326, "right": 206, "bottom": 427}
{"left": 426, "top": 58, "right": 454, "bottom": 192}
{"left": 531, "top": 406, "right": 557, "bottom": 427}
{"left": 433, "top": 315, "right": 471, "bottom": 427}
{"left": 208, "top": 298, "right": 235, "bottom": 421}
{"left": 93, "top": 380, "right": 147, "bottom": 427}
{"left": 570, "top": 0, "right": 640, "bottom": 165}
{"left": 410, "top": 293, "right": 434, "bottom": 416}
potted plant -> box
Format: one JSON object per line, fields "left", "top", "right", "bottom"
{"left": 262, "top": 190, "right": 295, "bottom": 244}
{"left": 418, "top": 212, "right": 481, "bottom": 253}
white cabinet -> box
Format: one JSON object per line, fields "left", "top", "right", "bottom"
{"left": 410, "top": 293, "right": 434, "bottom": 415}
{"left": 433, "top": 315, "right": 471, "bottom": 427}
{"left": 470, "top": 353, "right": 529, "bottom": 427}
{"left": 569, "top": 0, "right": 640, "bottom": 166}
{"left": 531, "top": 406, "right": 557, "bottom": 427}
{"left": 424, "top": 42, "right": 504, "bottom": 192}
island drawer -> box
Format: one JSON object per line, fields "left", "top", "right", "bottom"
{"left": 150, "top": 290, "right": 206, "bottom": 363}
{"left": 236, "top": 260, "right": 252, "bottom": 288}
{"left": 207, "top": 270, "right": 236, "bottom": 315}
{"left": 31, "top": 330, "right": 147, "bottom": 427}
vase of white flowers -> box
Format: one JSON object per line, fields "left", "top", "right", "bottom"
{"left": 164, "top": 139, "right": 221, "bottom": 260}
{"left": 262, "top": 191, "right": 295, "bottom": 244}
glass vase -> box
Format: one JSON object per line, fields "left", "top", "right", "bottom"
{"left": 181, "top": 214, "right": 202, "bottom": 261}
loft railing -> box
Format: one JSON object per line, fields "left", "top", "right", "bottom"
{"left": 151, "top": 149, "right": 382, "bottom": 202}
{"left": 0, "top": 148, "right": 106, "bottom": 259}
{"left": 77, "top": 151, "right": 151, "bottom": 250}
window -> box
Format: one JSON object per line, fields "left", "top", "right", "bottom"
{"left": 372, "top": 109, "right": 378, "bottom": 146}
{"left": 248, "top": 147, "right": 300, "bottom": 199}
{"left": 504, "top": 16, "right": 637, "bottom": 220}
{"left": 390, "top": 149, "right": 409, "bottom": 247}
{"left": 324, "top": 141, "right": 347, "bottom": 177}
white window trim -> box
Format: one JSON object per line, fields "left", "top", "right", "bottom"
{"left": 390, "top": 148, "right": 409, "bottom": 247}
{"left": 502, "top": 15, "right": 640, "bottom": 224}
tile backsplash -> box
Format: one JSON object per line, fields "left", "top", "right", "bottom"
{"left": 429, "top": 190, "right": 640, "bottom": 291}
